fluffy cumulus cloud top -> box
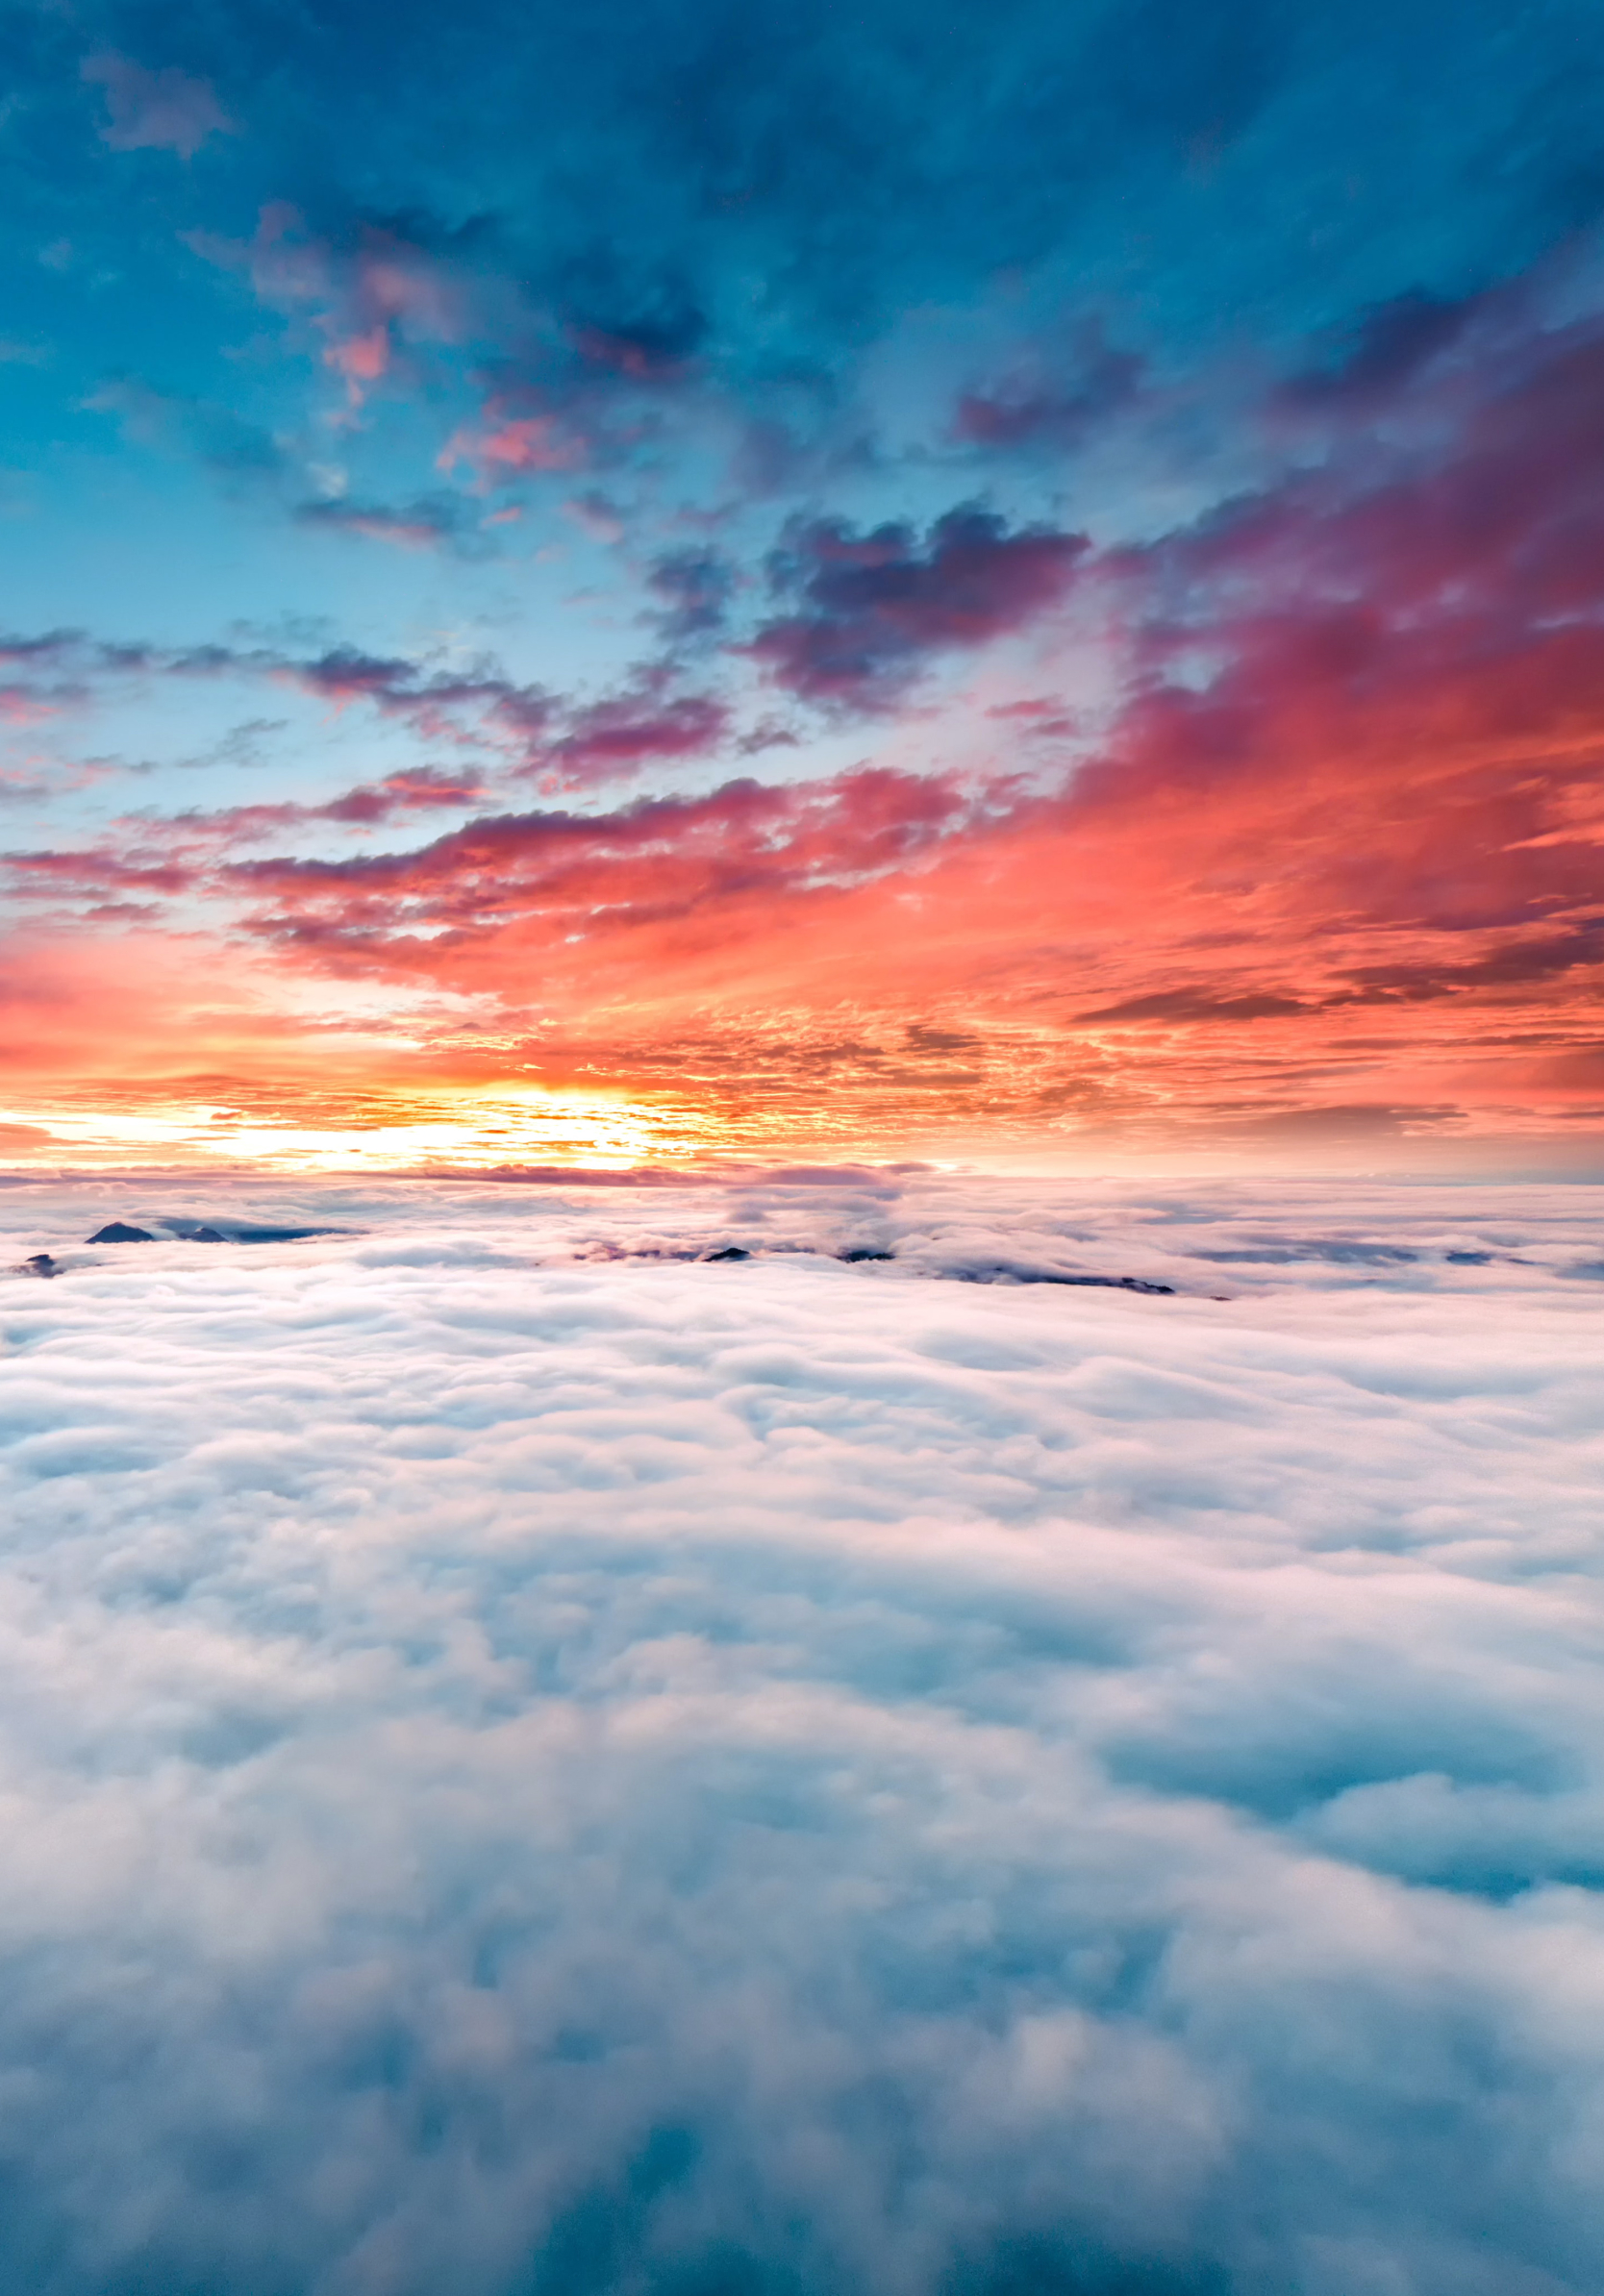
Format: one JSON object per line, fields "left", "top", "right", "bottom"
{"left": 1, "top": 1174, "right": 1602, "bottom": 2294}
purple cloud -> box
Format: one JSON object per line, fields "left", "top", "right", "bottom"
{"left": 953, "top": 329, "right": 1143, "bottom": 450}
{"left": 750, "top": 508, "right": 1089, "bottom": 707}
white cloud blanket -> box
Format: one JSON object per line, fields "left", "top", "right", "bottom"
{"left": 1, "top": 1172, "right": 1601, "bottom": 2295}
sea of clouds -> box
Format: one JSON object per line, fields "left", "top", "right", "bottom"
{"left": 1, "top": 1168, "right": 1602, "bottom": 2296}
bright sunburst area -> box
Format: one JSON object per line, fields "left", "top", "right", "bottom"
{"left": 1, "top": 1087, "right": 702, "bottom": 1170}
{"left": 5, "top": 0, "right": 1604, "bottom": 2289}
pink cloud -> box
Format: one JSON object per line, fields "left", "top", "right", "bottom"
{"left": 0, "top": 688, "right": 59, "bottom": 727}
{"left": 188, "top": 210, "right": 470, "bottom": 411}
{"left": 532, "top": 691, "right": 728, "bottom": 786}
{"left": 323, "top": 323, "right": 391, "bottom": 396}
{"left": 82, "top": 53, "right": 237, "bottom": 161}
{"left": 439, "top": 412, "right": 582, "bottom": 482}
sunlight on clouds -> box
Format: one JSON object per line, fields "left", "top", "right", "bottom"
{"left": 0, "top": 1086, "right": 698, "bottom": 1172}
{"left": 208, "top": 1088, "right": 687, "bottom": 1173}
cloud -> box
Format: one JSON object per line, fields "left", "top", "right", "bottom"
{"left": 0, "top": 626, "right": 733, "bottom": 792}
{"left": 952, "top": 328, "right": 1144, "bottom": 452}
{"left": 223, "top": 765, "right": 968, "bottom": 954}
{"left": 183, "top": 200, "right": 706, "bottom": 464}
{"left": 439, "top": 410, "right": 585, "bottom": 482}
{"left": 82, "top": 53, "right": 237, "bottom": 160}
{"left": 149, "top": 766, "right": 493, "bottom": 847}
{"left": 294, "top": 492, "right": 484, "bottom": 552}
{"left": 0, "top": 1174, "right": 1599, "bottom": 2290}
{"left": 751, "top": 510, "right": 1089, "bottom": 708}
{"left": 646, "top": 549, "right": 737, "bottom": 641}
{"left": 557, "top": 254, "right": 708, "bottom": 379}
{"left": 11, "top": 254, "right": 1604, "bottom": 1148}
{"left": 186, "top": 205, "right": 480, "bottom": 412}
{"left": 0, "top": 846, "right": 197, "bottom": 901}
{"left": 317, "top": 766, "right": 490, "bottom": 822}
{"left": 1077, "top": 990, "right": 1310, "bottom": 1026}
{"left": 534, "top": 687, "right": 729, "bottom": 786}
{"left": 1282, "top": 287, "right": 1477, "bottom": 407}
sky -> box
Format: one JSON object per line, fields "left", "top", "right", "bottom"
{"left": 2, "top": 1170, "right": 1604, "bottom": 2293}
{"left": 4, "top": 0, "right": 1604, "bottom": 1169}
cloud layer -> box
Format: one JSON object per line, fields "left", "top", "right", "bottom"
{"left": 3, "top": 0, "right": 1604, "bottom": 1159}
{"left": 0, "top": 1175, "right": 1601, "bottom": 2292}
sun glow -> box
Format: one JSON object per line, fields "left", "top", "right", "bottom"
{"left": 0, "top": 1087, "right": 702, "bottom": 1173}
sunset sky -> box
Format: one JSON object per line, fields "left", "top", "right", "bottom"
{"left": 7, "top": 12, "right": 1604, "bottom": 2284}
{"left": 5, "top": 0, "right": 1604, "bottom": 1171}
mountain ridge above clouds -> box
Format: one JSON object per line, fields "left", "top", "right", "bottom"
{"left": 8, "top": 1169, "right": 1604, "bottom": 1295}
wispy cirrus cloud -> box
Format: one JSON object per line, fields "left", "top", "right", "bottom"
{"left": 0, "top": 630, "right": 728, "bottom": 791}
